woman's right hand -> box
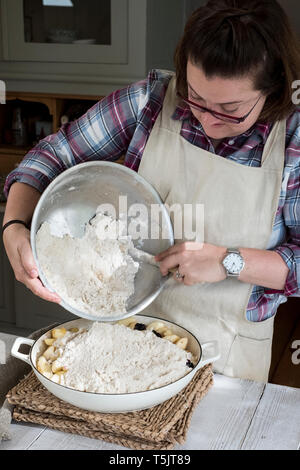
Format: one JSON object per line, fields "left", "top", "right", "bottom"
{"left": 3, "top": 224, "right": 61, "bottom": 303}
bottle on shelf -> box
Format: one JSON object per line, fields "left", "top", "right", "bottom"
{"left": 11, "top": 107, "right": 28, "bottom": 147}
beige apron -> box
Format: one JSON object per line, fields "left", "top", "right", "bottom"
{"left": 137, "top": 76, "right": 286, "bottom": 383}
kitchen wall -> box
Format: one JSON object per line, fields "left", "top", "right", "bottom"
{"left": 185, "top": 0, "right": 300, "bottom": 36}
{"left": 278, "top": 0, "right": 300, "bottom": 35}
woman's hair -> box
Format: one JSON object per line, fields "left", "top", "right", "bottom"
{"left": 174, "top": 0, "right": 300, "bottom": 122}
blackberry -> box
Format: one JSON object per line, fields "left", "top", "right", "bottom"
{"left": 186, "top": 360, "right": 195, "bottom": 369}
{"left": 134, "top": 323, "right": 147, "bottom": 331}
{"left": 153, "top": 330, "right": 162, "bottom": 338}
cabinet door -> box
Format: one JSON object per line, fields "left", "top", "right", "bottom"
{"left": 1, "top": 0, "right": 128, "bottom": 64}
{"left": 15, "top": 280, "right": 76, "bottom": 330}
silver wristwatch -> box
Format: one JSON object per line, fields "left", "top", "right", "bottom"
{"left": 222, "top": 248, "right": 245, "bottom": 278}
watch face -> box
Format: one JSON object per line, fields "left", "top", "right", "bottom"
{"left": 223, "top": 253, "right": 244, "bottom": 274}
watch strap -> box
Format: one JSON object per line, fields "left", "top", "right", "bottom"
{"left": 226, "top": 248, "right": 240, "bottom": 255}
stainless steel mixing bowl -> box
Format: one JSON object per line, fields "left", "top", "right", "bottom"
{"left": 30, "top": 161, "right": 174, "bottom": 322}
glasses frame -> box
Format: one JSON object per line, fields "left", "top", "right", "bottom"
{"left": 177, "top": 92, "right": 262, "bottom": 124}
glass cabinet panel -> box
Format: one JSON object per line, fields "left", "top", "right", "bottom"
{"left": 2, "top": 0, "right": 128, "bottom": 64}
{"left": 23, "top": 0, "right": 111, "bottom": 45}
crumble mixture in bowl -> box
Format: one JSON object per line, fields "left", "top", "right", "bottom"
{"left": 35, "top": 212, "right": 139, "bottom": 319}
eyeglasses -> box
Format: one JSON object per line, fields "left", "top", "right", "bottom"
{"left": 177, "top": 92, "right": 262, "bottom": 124}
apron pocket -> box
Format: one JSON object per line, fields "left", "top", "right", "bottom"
{"left": 223, "top": 334, "right": 272, "bottom": 383}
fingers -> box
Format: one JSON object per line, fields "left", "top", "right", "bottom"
{"left": 17, "top": 241, "right": 39, "bottom": 278}
{"left": 183, "top": 277, "right": 194, "bottom": 286}
{"left": 19, "top": 253, "right": 61, "bottom": 303}
{"left": 171, "top": 268, "right": 194, "bottom": 286}
{"left": 15, "top": 263, "right": 61, "bottom": 303}
{"left": 155, "top": 245, "right": 182, "bottom": 262}
{"left": 155, "top": 242, "right": 201, "bottom": 262}
{"left": 5, "top": 227, "right": 61, "bottom": 303}
{"left": 25, "top": 276, "right": 61, "bottom": 303}
{"left": 159, "top": 254, "right": 181, "bottom": 276}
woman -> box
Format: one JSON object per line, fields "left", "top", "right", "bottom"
{"left": 3, "top": 0, "right": 300, "bottom": 382}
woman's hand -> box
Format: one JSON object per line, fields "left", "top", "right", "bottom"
{"left": 3, "top": 224, "right": 61, "bottom": 303}
{"left": 155, "top": 242, "right": 227, "bottom": 286}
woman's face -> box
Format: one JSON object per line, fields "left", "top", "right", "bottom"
{"left": 186, "top": 60, "right": 266, "bottom": 140}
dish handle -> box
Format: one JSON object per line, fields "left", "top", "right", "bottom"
{"left": 11, "top": 337, "right": 35, "bottom": 365}
{"left": 197, "top": 340, "right": 220, "bottom": 369}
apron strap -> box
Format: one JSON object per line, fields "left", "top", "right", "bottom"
{"left": 260, "top": 119, "right": 286, "bottom": 171}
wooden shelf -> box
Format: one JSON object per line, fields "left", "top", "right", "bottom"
{"left": 0, "top": 90, "right": 103, "bottom": 176}
{"left": 5, "top": 91, "right": 102, "bottom": 137}
{"left": 7, "top": 91, "right": 102, "bottom": 101}
{"left": 0, "top": 91, "right": 125, "bottom": 190}
{"left": 0, "top": 147, "right": 28, "bottom": 175}
{"left": 0, "top": 144, "right": 31, "bottom": 155}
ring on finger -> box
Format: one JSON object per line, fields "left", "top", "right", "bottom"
{"left": 175, "top": 269, "right": 184, "bottom": 280}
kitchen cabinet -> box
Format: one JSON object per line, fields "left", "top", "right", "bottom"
{"left": 0, "top": 89, "right": 124, "bottom": 192}
{"left": 0, "top": 90, "right": 102, "bottom": 178}
{"left": 2, "top": 0, "right": 127, "bottom": 64}
{"left": 14, "top": 278, "right": 76, "bottom": 331}
{"left": 0, "top": 0, "right": 185, "bottom": 96}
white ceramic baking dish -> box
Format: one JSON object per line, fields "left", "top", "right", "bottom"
{"left": 11, "top": 315, "right": 220, "bottom": 413}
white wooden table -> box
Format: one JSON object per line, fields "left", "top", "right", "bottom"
{"left": 1, "top": 332, "right": 300, "bottom": 450}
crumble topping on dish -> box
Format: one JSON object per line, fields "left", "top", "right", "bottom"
{"left": 36, "top": 320, "right": 197, "bottom": 393}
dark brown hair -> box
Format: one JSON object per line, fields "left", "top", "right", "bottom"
{"left": 174, "top": 0, "right": 300, "bottom": 122}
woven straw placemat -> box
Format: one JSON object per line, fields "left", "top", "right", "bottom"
{"left": 7, "top": 364, "right": 213, "bottom": 450}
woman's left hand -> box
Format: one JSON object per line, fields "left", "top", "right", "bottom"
{"left": 155, "top": 242, "right": 227, "bottom": 286}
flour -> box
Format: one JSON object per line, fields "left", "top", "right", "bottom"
{"left": 52, "top": 323, "right": 196, "bottom": 393}
{"left": 35, "top": 212, "right": 139, "bottom": 317}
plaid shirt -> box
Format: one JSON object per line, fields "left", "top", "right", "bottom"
{"left": 5, "top": 69, "right": 300, "bottom": 322}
